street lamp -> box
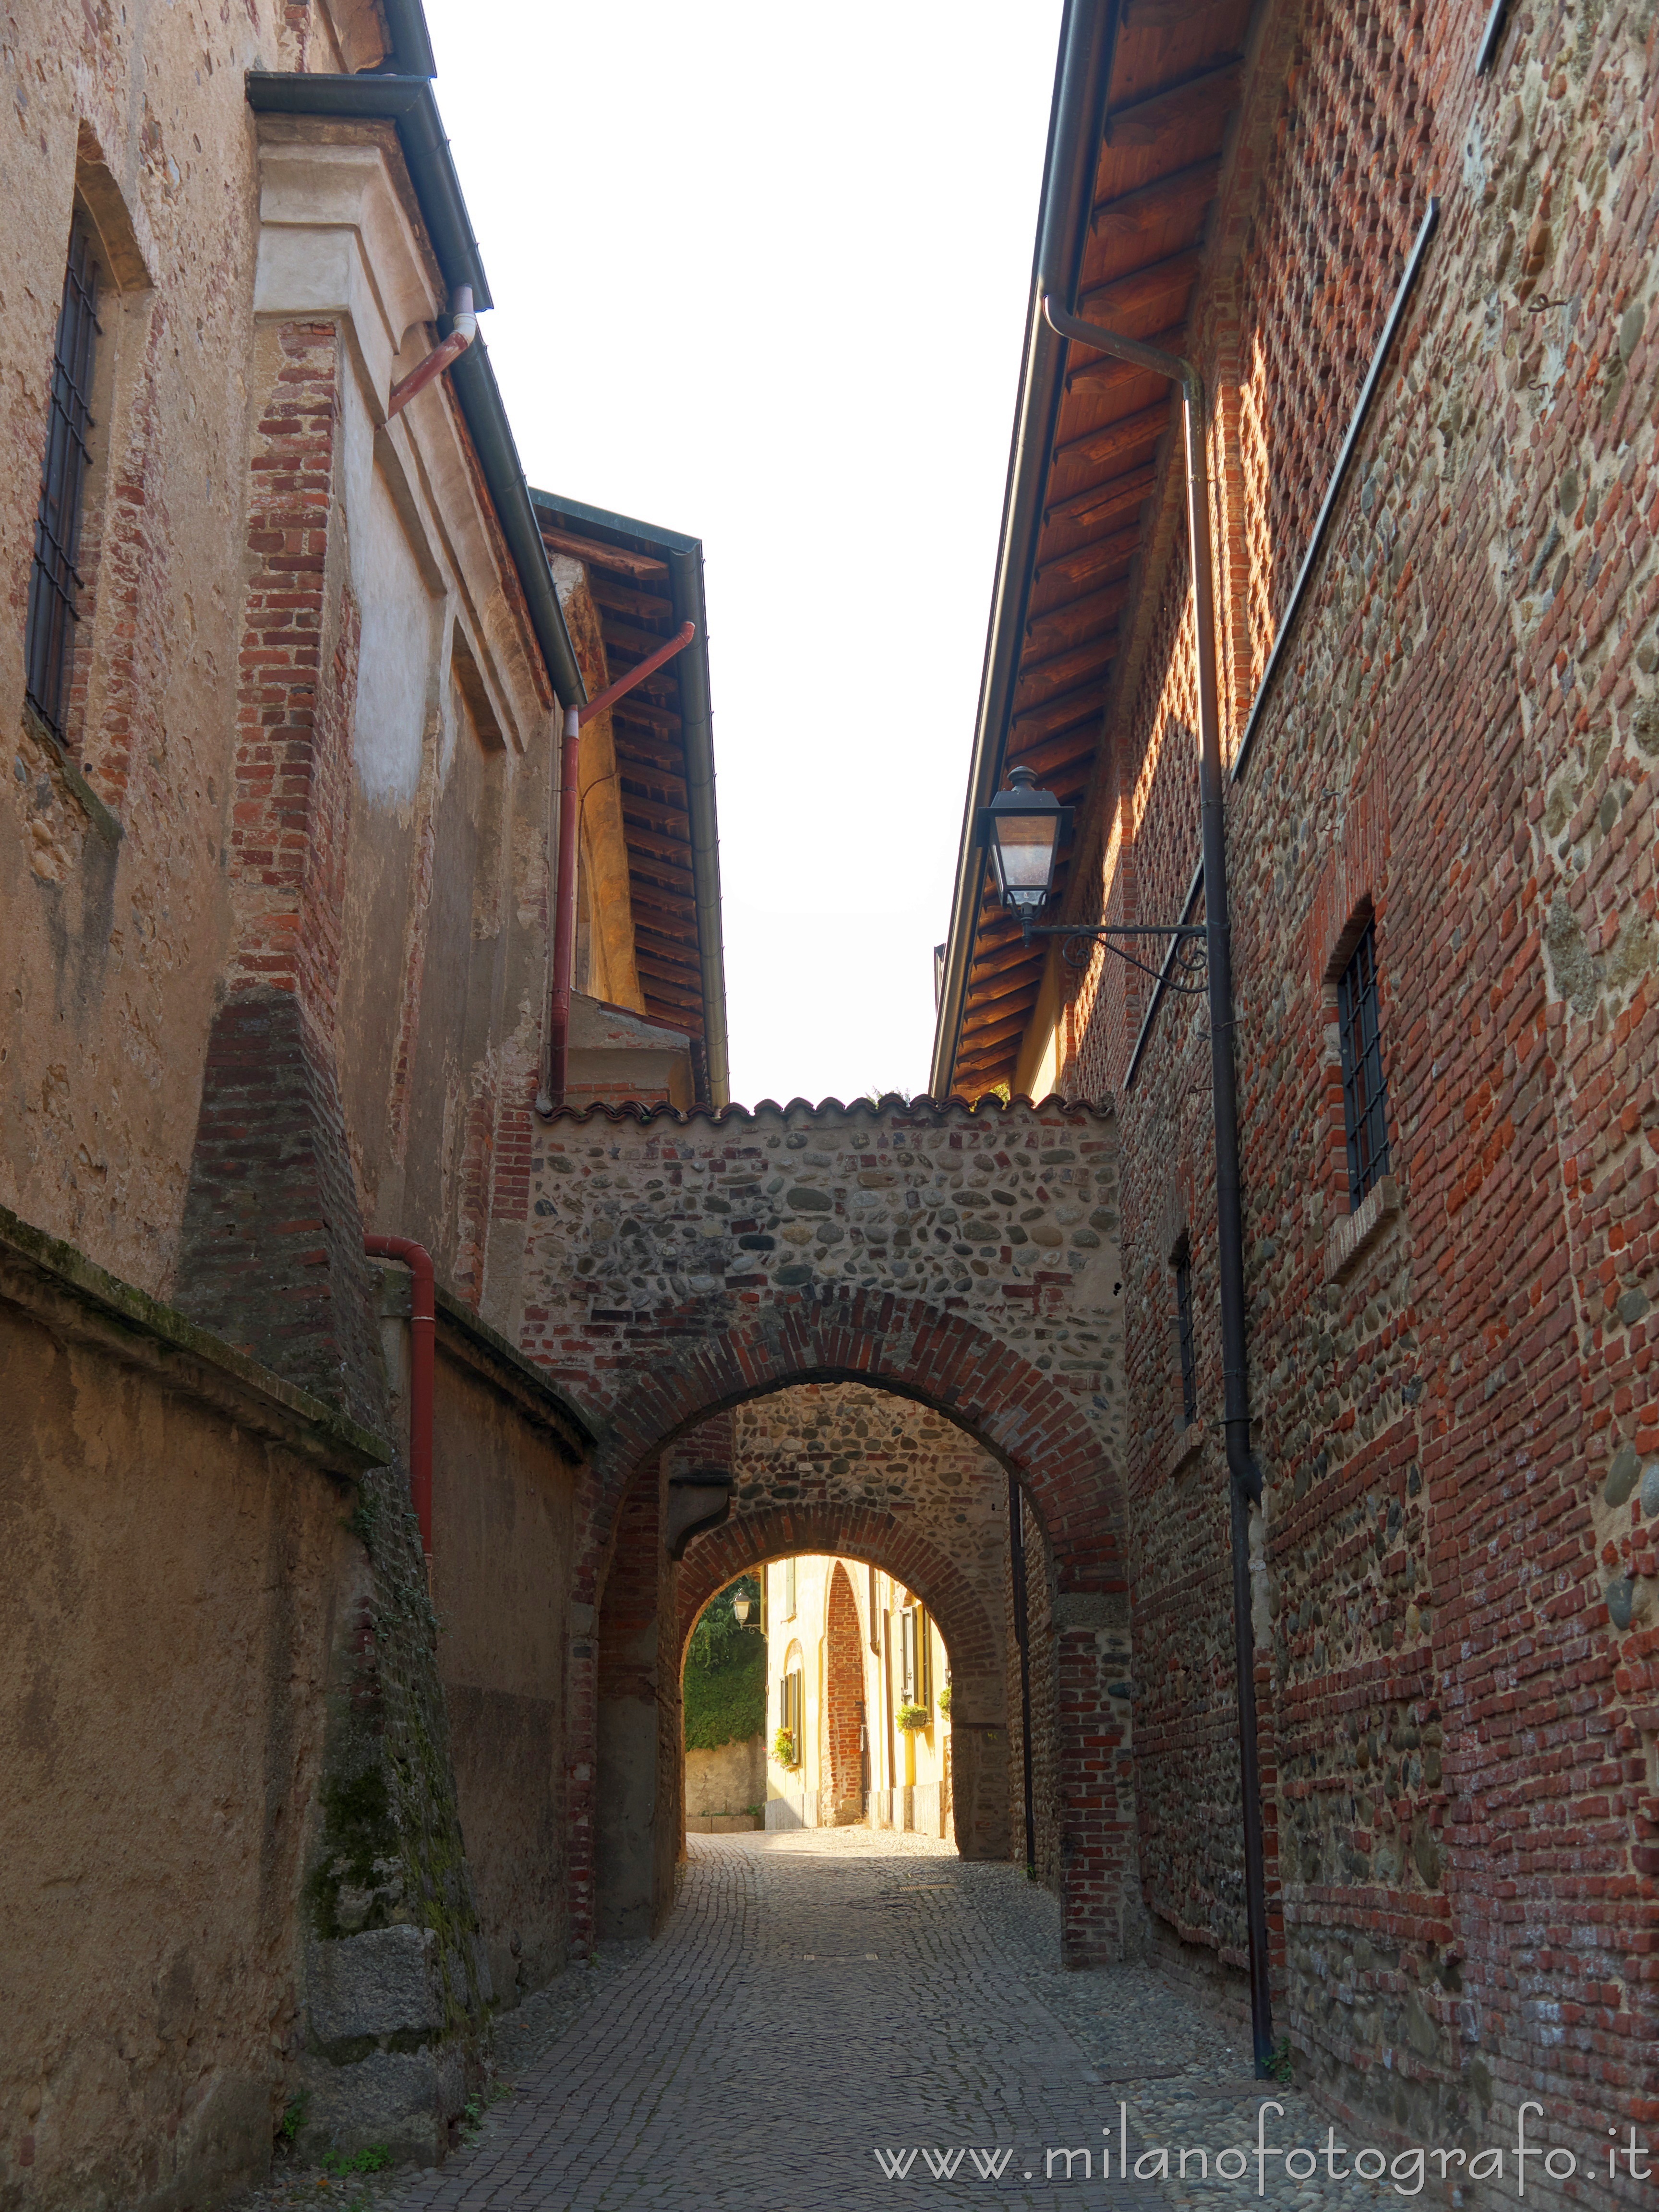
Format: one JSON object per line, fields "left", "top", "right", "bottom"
{"left": 732, "top": 1594, "right": 751, "bottom": 1626}
{"left": 985, "top": 765, "right": 1067, "bottom": 918}
{"left": 977, "top": 766, "right": 1208, "bottom": 993}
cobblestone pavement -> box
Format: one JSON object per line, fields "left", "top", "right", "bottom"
{"left": 369, "top": 1830, "right": 1402, "bottom": 2212}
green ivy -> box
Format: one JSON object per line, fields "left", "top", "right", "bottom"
{"left": 685, "top": 1632, "right": 767, "bottom": 1750}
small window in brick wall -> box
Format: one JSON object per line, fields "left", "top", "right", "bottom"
{"left": 1173, "top": 1244, "right": 1197, "bottom": 1427}
{"left": 25, "top": 222, "right": 100, "bottom": 739}
{"left": 1336, "top": 919, "right": 1393, "bottom": 1208}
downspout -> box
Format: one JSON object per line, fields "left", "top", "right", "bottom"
{"left": 363, "top": 1234, "right": 435, "bottom": 1559}
{"left": 535, "top": 623, "right": 697, "bottom": 1117}
{"left": 1008, "top": 1472, "right": 1037, "bottom": 1877}
{"left": 386, "top": 285, "right": 476, "bottom": 418}
{"left": 1044, "top": 297, "right": 1274, "bottom": 2078}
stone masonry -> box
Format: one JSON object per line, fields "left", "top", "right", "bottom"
{"left": 519, "top": 1093, "right": 1139, "bottom": 1965}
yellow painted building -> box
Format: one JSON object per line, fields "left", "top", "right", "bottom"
{"left": 760, "top": 1555, "right": 952, "bottom": 1838}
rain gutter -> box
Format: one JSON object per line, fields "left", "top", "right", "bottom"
{"left": 243, "top": 72, "right": 586, "bottom": 711}
{"left": 927, "top": 0, "right": 1121, "bottom": 1102}
{"left": 378, "top": 0, "right": 437, "bottom": 77}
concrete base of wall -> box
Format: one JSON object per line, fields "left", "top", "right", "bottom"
{"left": 869, "top": 1783, "right": 947, "bottom": 1838}
{"left": 685, "top": 1814, "right": 760, "bottom": 1833}
{"left": 685, "top": 1735, "right": 764, "bottom": 1818}
{"left": 764, "top": 1790, "right": 813, "bottom": 1830}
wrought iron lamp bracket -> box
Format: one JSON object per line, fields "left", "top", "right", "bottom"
{"left": 1021, "top": 917, "right": 1209, "bottom": 994}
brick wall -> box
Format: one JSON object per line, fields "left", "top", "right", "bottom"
{"left": 1057, "top": 0, "right": 1659, "bottom": 2179}
{"left": 822, "top": 1561, "right": 865, "bottom": 1822}
{"left": 176, "top": 320, "right": 380, "bottom": 1424}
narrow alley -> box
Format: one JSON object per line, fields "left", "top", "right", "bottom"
{"left": 8, "top": 3, "right": 1659, "bottom": 2210}
{"left": 368, "top": 1833, "right": 1386, "bottom": 2212}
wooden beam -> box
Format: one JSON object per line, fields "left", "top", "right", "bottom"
{"left": 538, "top": 525, "right": 668, "bottom": 580}
{"left": 628, "top": 882, "right": 696, "bottom": 922}
{"left": 601, "top": 613, "right": 682, "bottom": 658}
{"left": 1052, "top": 400, "right": 1171, "bottom": 475}
{"left": 1046, "top": 463, "right": 1163, "bottom": 531}
{"left": 1015, "top": 634, "right": 1117, "bottom": 711}
{"left": 1026, "top": 580, "right": 1130, "bottom": 655}
{"left": 961, "top": 1008, "right": 1036, "bottom": 1053}
{"left": 589, "top": 573, "right": 674, "bottom": 623}
{"left": 613, "top": 733, "right": 687, "bottom": 778}
{"left": 1008, "top": 725, "right": 1099, "bottom": 781}
{"left": 1101, "top": 57, "right": 1243, "bottom": 150}
{"left": 1010, "top": 679, "right": 1109, "bottom": 746}
{"left": 1065, "top": 330, "right": 1185, "bottom": 399}
{"left": 1090, "top": 156, "right": 1221, "bottom": 245}
{"left": 1034, "top": 520, "right": 1144, "bottom": 596}
{"left": 1078, "top": 249, "right": 1202, "bottom": 332}
{"left": 613, "top": 698, "right": 683, "bottom": 738}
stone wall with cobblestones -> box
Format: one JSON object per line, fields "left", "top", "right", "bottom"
{"left": 1053, "top": 0, "right": 1659, "bottom": 2182}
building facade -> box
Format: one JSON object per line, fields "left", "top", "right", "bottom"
{"left": 934, "top": 0, "right": 1659, "bottom": 2190}
{"left": 1, "top": 3, "right": 731, "bottom": 2200}
{"left": 759, "top": 1553, "right": 954, "bottom": 1839}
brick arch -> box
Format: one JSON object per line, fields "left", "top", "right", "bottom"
{"left": 572, "top": 1289, "right": 1124, "bottom": 1607}
{"left": 676, "top": 1502, "right": 1002, "bottom": 1718}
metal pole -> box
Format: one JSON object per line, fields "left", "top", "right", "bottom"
{"left": 1043, "top": 297, "right": 1275, "bottom": 2076}
{"left": 1008, "top": 1470, "right": 1037, "bottom": 1876}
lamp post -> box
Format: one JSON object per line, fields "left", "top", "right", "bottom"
{"left": 979, "top": 766, "right": 1208, "bottom": 993}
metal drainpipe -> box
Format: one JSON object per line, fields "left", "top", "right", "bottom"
{"left": 1008, "top": 1471, "right": 1037, "bottom": 1877}
{"left": 385, "top": 286, "right": 477, "bottom": 420}
{"left": 535, "top": 622, "right": 697, "bottom": 1117}
{"left": 1043, "top": 297, "right": 1274, "bottom": 2077}
{"left": 363, "top": 1234, "right": 435, "bottom": 1558}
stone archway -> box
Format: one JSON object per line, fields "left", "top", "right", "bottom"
{"left": 522, "top": 1096, "right": 1133, "bottom": 1965}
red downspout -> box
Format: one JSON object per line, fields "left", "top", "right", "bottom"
{"left": 363, "top": 1234, "right": 435, "bottom": 1558}
{"left": 536, "top": 621, "right": 697, "bottom": 1116}
{"left": 386, "top": 287, "right": 477, "bottom": 421}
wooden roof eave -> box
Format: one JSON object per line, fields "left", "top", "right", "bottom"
{"left": 930, "top": 0, "right": 1254, "bottom": 1102}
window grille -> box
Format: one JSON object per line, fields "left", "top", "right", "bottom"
{"left": 25, "top": 225, "right": 99, "bottom": 740}
{"left": 1336, "top": 920, "right": 1392, "bottom": 1209}
{"left": 1174, "top": 1245, "right": 1197, "bottom": 1427}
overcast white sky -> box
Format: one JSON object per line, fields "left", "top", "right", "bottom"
{"left": 421, "top": 1, "right": 1063, "bottom": 1106}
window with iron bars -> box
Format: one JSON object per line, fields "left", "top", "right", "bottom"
{"left": 1173, "top": 1242, "right": 1197, "bottom": 1427}
{"left": 1336, "top": 918, "right": 1392, "bottom": 1209}
{"left": 25, "top": 223, "right": 100, "bottom": 741}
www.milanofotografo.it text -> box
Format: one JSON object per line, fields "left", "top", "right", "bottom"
{"left": 873, "top": 2102, "right": 1657, "bottom": 2193}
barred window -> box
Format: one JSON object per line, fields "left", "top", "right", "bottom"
{"left": 1173, "top": 1243, "right": 1197, "bottom": 1427}
{"left": 1336, "top": 919, "right": 1392, "bottom": 1208}
{"left": 26, "top": 224, "right": 100, "bottom": 740}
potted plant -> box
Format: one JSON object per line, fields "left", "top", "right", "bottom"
{"left": 895, "top": 1701, "right": 929, "bottom": 1733}
{"left": 772, "top": 1726, "right": 797, "bottom": 1767}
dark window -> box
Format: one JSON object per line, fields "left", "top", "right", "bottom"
{"left": 1336, "top": 919, "right": 1392, "bottom": 1208}
{"left": 25, "top": 223, "right": 100, "bottom": 740}
{"left": 1173, "top": 1244, "right": 1197, "bottom": 1426}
